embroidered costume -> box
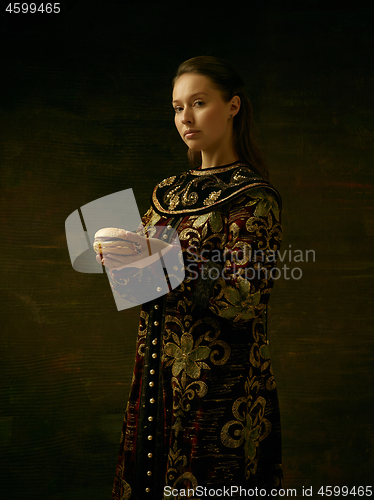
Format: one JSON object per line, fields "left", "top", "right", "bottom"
{"left": 110, "top": 162, "right": 283, "bottom": 500}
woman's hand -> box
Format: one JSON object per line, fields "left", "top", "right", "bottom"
{"left": 95, "top": 228, "right": 172, "bottom": 270}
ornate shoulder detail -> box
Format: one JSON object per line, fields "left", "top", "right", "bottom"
{"left": 158, "top": 175, "right": 176, "bottom": 187}
{"left": 151, "top": 163, "right": 279, "bottom": 216}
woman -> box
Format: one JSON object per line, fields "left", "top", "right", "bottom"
{"left": 98, "top": 56, "right": 283, "bottom": 499}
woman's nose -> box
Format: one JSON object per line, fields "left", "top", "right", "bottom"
{"left": 181, "top": 109, "right": 193, "bottom": 124}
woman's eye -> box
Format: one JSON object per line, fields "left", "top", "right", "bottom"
{"left": 174, "top": 106, "right": 183, "bottom": 113}
{"left": 194, "top": 100, "right": 204, "bottom": 107}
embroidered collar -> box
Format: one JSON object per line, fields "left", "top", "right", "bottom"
{"left": 151, "top": 162, "right": 281, "bottom": 215}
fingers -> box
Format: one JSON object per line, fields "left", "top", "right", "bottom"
{"left": 96, "top": 253, "right": 124, "bottom": 268}
{"left": 120, "top": 231, "right": 153, "bottom": 257}
{"left": 96, "top": 252, "right": 141, "bottom": 269}
{"left": 100, "top": 246, "right": 139, "bottom": 256}
{"left": 122, "top": 230, "right": 147, "bottom": 245}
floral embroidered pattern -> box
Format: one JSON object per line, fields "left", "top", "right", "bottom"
{"left": 221, "top": 368, "right": 272, "bottom": 480}
{"left": 164, "top": 332, "right": 211, "bottom": 379}
{"left": 164, "top": 442, "right": 199, "bottom": 499}
{"left": 246, "top": 213, "right": 282, "bottom": 254}
{"left": 211, "top": 277, "right": 264, "bottom": 322}
{"left": 245, "top": 188, "right": 281, "bottom": 221}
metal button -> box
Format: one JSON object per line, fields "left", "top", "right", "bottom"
{"left": 152, "top": 353, "right": 157, "bottom": 359}
{"left": 152, "top": 339, "right": 157, "bottom": 345}
{"left": 145, "top": 487, "right": 150, "bottom": 493}
{"left": 154, "top": 321, "right": 159, "bottom": 326}
{"left": 148, "top": 453, "right": 153, "bottom": 458}
{"left": 147, "top": 471, "right": 152, "bottom": 476}
{"left": 162, "top": 234, "right": 168, "bottom": 240}
{"left": 147, "top": 435, "right": 153, "bottom": 441}
{"left": 157, "top": 287, "right": 162, "bottom": 292}
{"left": 154, "top": 304, "right": 159, "bottom": 310}
{"left": 148, "top": 416, "right": 153, "bottom": 422}
{"left": 167, "top": 225, "right": 172, "bottom": 230}
{"left": 150, "top": 369, "right": 155, "bottom": 375}
{"left": 150, "top": 398, "right": 155, "bottom": 404}
{"left": 149, "top": 381, "right": 154, "bottom": 387}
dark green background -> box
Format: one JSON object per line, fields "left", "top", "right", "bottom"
{"left": 1, "top": 1, "right": 373, "bottom": 498}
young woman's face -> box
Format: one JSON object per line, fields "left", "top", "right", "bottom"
{"left": 172, "top": 73, "right": 236, "bottom": 156}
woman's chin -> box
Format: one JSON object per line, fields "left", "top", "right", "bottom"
{"left": 187, "top": 144, "right": 202, "bottom": 152}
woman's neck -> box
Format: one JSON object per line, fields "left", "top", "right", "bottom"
{"left": 200, "top": 151, "right": 239, "bottom": 170}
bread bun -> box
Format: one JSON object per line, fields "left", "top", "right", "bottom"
{"left": 93, "top": 228, "right": 139, "bottom": 256}
{"left": 94, "top": 227, "right": 128, "bottom": 239}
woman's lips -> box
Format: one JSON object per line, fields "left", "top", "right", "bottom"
{"left": 184, "top": 130, "right": 200, "bottom": 139}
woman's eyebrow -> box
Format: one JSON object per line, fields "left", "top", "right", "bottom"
{"left": 172, "top": 92, "right": 208, "bottom": 104}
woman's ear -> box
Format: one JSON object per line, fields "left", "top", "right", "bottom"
{"left": 229, "top": 95, "right": 241, "bottom": 117}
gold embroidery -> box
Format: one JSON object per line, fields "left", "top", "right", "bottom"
{"left": 172, "top": 377, "right": 208, "bottom": 413}
{"left": 153, "top": 163, "right": 280, "bottom": 215}
{"left": 203, "top": 190, "right": 222, "bottom": 206}
{"left": 245, "top": 188, "right": 281, "bottom": 221}
{"left": 137, "top": 310, "right": 149, "bottom": 356}
{"left": 228, "top": 222, "right": 240, "bottom": 247}
{"left": 178, "top": 228, "right": 202, "bottom": 251}
{"left": 211, "top": 278, "right": 264, "bottom": 322}
{"left": 119, "top": 479, "right": 132, "bottom": 500}
{"left": 246, "top": 213, "right": 282, "bottom": 253}
{"left": 164, "top": 442, "right": 198, "bottom": 498}
{"left": 220, "top": 368, "right": 272, "bottom": 480}
{"left": 232, "top": 171, "right": 249, "bottom": 183}
{"left": 169, "top": 193, "right": 180, "bottom": 210}
{"left": 164, "top": 332, "right": 211, "bottom": 380}
{"left": 159, "top": 176, "right": 176, "bottom": 187}
{"left": 181, "top": 180, "right": 199, "bottom": 206}
{"left": 193, "top": 213, "right": 210, "bottom": 228}
{"left": 209, "top": 211, "right": 223, "bottom": 232}
{"left": 145, "top": 208, "right": 161, "bottom": 230}
{"left": 231, "top": 241, "right": 251, "bottom": 266}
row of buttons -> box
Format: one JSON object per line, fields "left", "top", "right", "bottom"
{"left": 144, "top": 302, "right": 161, "bottom": 494}
{"left": 162, "top": 224, "right": 173, "bottom": 240}
{"left": 144, "top": 224, "right": 173, "bottom": 494}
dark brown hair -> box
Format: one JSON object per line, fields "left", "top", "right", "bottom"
{"left": 172, "top": 56, "right": 268, "bottom": 180}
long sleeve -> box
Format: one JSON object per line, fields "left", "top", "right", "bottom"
{"left": 189, "top": 188, "right": 282, "bottom": 325}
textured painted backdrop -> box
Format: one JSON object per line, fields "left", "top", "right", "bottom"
{"left": 0, "top": 1, "right": 373, "bottom": 499}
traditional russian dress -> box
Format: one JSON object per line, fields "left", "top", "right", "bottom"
{"left": 110, "top": 162, "right": 283, "bottom": 500}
